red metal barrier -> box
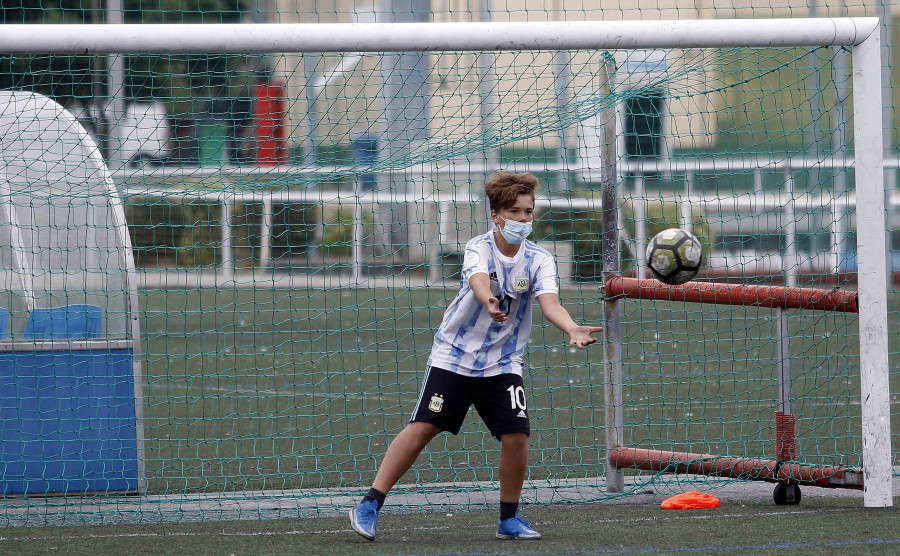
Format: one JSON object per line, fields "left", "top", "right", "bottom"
{"left": 603, "top": 276, "right": 858, "bottom": 313}
{"left": 609, "top": 446, "right": 863, "bottom": 489}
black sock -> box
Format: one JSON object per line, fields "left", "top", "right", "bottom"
{"left": 499, "top": 501, "right": 519, "bottom": 521}
{"left": 362, "top": 487, "right": 386, "bottom": 510}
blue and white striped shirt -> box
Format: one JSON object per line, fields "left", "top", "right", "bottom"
{"left": 427, "top": 230, "right": 559, "bottom": 377}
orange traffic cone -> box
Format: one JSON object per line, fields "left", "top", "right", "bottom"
{"left": 660, "top": 491, "right": 721, "bottom": 509}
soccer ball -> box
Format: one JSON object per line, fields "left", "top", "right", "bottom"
{"left": 645, "top": 228, "right": 703, "bottom": 285}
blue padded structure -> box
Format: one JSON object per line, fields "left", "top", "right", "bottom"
{"left": 0, "top": 348, "right": 138, "bottom": 494}
{"left": 24, "top": 304, "right": 102, "bottom": 340}
{"left": 0, "top": 307, "right": 8, "bottom": 338}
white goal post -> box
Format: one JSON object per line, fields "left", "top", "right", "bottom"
{"left": 0, "top": 17, "right": 890, "bottom": 508}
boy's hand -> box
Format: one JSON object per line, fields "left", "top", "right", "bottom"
{"left": 487, "top": 297, "right": 508, "bottom": 322}
{"left": 568, "top": 325, "right": 603, "bottom": 348}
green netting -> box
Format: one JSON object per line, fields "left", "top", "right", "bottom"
{"left": 0, "top": 7, "right": 895, "bottom": 527}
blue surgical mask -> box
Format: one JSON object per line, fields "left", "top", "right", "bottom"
{"left": 497, "top": 214, "right": 533, "bottom": 244}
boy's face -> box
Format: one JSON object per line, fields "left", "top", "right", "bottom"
{"left": 491, "top": 194, "right": 535, "bottom": 228}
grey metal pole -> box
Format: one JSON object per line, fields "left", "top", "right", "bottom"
{"left": 220, "top": 196, "right": 234, "bottom": 279}
{"left": 832, "top": 46, "right": 850, "bottom": 272}
{"left": 783, "top": 172, "right": 798, "bottom": 289}
{"left": 599, "top": 54, "right": 625, "bottom": 493}
{"left": 555, "top": 49, "right": 571, "bottom": 193}
{"left": 878, "top": 0, "right": 894, "bottom": 171}
{"left": 807, "top": 0, "right": 823, "bottom": 160}
{"left": 478, "top": 0, "right": 500, "bottom": 224}
{"left": 775, "top": 308, "right": 792, "bottom": 416}
{"left": 377, "top": 0, "right": 430, "bottom": 258}
{"left": 634, "top": 175, "right": 646, "bottom": 279}
{"left": 260, "top": 193, "right": 273, "bottom": 271}
{"left": 303, "top": 55, "right": 319, "bottom": 165}
{"left": 106, "top": 0, "right": 126, "bottom": 168}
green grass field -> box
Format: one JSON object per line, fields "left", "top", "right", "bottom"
{"left": 129, "top": 285, "right": 898, "bottom": 505}
{"left": 0, "top": 285, "right": 900, "bottom": 536}
{"left": 1, "top": 284, "right": 899, "bottom": 551}
{"left": 4, "top": 494, "right": 900, "bottom": 555}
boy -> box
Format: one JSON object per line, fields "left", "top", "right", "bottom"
{"left": 349, "top": 171, "right": 603, "bottom": 541}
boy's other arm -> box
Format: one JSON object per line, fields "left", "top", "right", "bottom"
{"left": 469, "top": 273, "right": 507, "bottom": 322}
{"left": 537, "top": 293, "right": 603, "bottom": 348}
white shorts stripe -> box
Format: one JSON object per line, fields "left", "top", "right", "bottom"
{"left": 409, "top": 365, "right": 433, "bottom": 421}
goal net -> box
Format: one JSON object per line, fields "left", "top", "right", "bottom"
{"left": 0, "top": 18, "right": 890, "bottom": 524}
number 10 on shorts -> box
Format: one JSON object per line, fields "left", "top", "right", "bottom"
{"left": 507, "top": 385, "right": 526, "bottom": 410}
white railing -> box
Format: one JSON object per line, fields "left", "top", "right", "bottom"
{"left": 116, "top": 155, "right": 900, "bottom": 285}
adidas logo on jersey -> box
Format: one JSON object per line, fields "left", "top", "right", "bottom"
{"left": 517, "top": 410, "right": 527, "bottom": 418}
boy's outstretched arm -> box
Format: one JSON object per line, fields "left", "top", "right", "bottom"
{"left": 470, "top": 273, "right": 508, "bottom": 322}
{"left": 537, "top": 293, "right": 603, "bottom": 348}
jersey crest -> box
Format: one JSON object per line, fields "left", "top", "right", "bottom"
{"left": 428, "top": 393, "right": 444, "bottom": 412}
{"left": 513, "top": 273, "right": 529, "bottom": 293}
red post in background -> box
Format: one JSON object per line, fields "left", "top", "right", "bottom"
{"left": 253, "top": 79, "right": 287, "bottom": 165}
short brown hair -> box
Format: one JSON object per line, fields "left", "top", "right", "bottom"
{"left": 484, "top": 171, "right": 538, "bottom": 212}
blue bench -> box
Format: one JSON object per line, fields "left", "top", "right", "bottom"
{"left": 24, "top": 304, "right": 102, "bottom": 340}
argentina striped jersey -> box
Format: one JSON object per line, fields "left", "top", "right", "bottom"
{"left": 427, "top": 230, "right": 559, "bottom": 377}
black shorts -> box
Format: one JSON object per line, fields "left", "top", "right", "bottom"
{"left": 410, "top": 367, "right": 530, "bottom": 439}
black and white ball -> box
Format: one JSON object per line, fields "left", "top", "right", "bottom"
{"left": 645, "top": 228, "right": 704, "bottom": 285}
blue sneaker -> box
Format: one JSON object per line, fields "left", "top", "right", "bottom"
{"left": 496, "top": 513, "right": 542, "bottom": 540}
{"left": 349, "top": 499, "right": 379, "bottom": 541}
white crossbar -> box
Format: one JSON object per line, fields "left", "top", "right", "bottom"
{"left": 0, "top": 18, "right": 879, "bottom": 54}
